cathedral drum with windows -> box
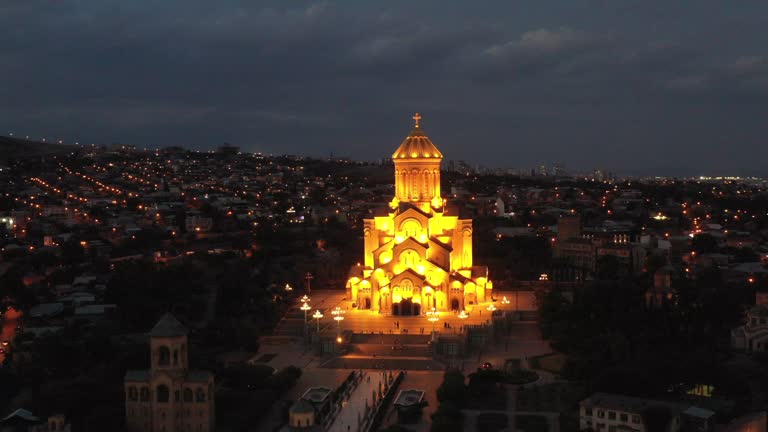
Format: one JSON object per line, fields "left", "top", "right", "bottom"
{"left": 346, "top": 114, "right": 492, "bottom": 316}
{"left": 124, "top": 313, "right": 215, "bottom": 432}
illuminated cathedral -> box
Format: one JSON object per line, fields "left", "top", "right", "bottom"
{"left": 346, "top": 114, "right": 492, "bottom": 316}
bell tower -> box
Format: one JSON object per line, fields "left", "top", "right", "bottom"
{"left": 149, "top": 313, "right": 188, "bottom": 374}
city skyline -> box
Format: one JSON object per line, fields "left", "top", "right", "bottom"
{"left": 3, "top": 1, "right": 768, "bottom": 175}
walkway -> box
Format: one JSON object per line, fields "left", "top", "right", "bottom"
{"left": 328, "top": 371, "right": 386, "bottom": 432}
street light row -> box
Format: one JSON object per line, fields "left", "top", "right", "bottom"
{"left": 296, "top": 292, "right": 509, "bottom": 335}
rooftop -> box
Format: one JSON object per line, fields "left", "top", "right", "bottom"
{"left": 124, "top": 370, "right": 150, "bottom": 382}
{"left": 581, "top": 392, "right": 688, "bottom": 416}
{"left": 394, "top": 389, "right": 425, "bottom": 406}
{"left": 301, "top": 387, "right": 333, "bottom": 404}
{"left": 149, "top": 313, "right": 188, "bottom": 338}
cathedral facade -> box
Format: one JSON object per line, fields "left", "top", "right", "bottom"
{"left": 346, "top": 114, "right": 492, "bottom": 315}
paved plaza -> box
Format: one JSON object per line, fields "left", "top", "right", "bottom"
{"left": 258, "top": 288, "right": 557, "bottom": 432}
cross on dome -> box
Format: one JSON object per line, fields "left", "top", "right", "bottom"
{"left": 412, "top": 112, "right": 421, "bottom": 128}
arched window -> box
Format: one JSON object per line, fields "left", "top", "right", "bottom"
{"left": 401, "top": 219, "right": 421, "bottom": 239}
{"left": 400, "top": 249, "right": 419, "bottom": 267}
{"left": 158, "top": 346, "right": 171, "bottom": 366}
{"left": 195, "top": 388, "right": 206, "bottom": 402}
{"left": 157, "top": 385, "right": 170, "bottom": 403}
{"left": 184, "top": 388, "right": 194, "bottom": 402}
{"left": 128, "top": 386, "right": 138, "bottom": 401}
{"left": 140, "top": 387, "right": 150, "bottom": 401}
{"left": 401, "top": 279, "right": 414, "bottom": 295}
{"left": 379, "top": 250, "right": 392, "bottom": 265}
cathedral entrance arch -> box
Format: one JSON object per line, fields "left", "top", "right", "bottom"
{"left": 401, "top": 298, "right": 413, "bottom": 316}
{"left": 394, "top": 298, "right": 420, "bottom": 316}
{"left": 451, "top": 299, "right": 460, "bottom": 311}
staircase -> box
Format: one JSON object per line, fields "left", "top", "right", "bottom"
{"left": 272, "top": 307, "right": 307, "bottom": 338}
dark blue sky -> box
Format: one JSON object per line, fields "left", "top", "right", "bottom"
{"left": 2, "top": 1, "right": 767, "bottom": 175}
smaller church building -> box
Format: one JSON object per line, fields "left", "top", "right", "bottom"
{"left": 124, "top": 313, "right": 215, "bottom": 432}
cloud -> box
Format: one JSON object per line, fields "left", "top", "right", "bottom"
{"left": 485, "top": 28, "right": 604, "bottom": 57}
{"left": 2, "top": 1, "right": 768, "bottom": 173}
{"left": 728, "top": 56, "right": 765, "bottom": 74}
{"left": 664, "top": 75, "right": 710, "bottom": 91}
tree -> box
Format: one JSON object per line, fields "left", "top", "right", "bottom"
{"left": 437, "top": 369, "right": 467, "bottom": 406}
{"left": 642, "top": 406, "right": 672, "bottom": 432}
{"left": 596, "top": 255, "right": 622, "bottom": 280}
{"left": 380, "top": 425, "right": 411, "bottom": 432}
{"left": 0, "top": 266, "right": 36, "bottom": 309}
{"left": 430, "top": 401, "right": 463, "bottom": 432}
{"left": 691, "top": 234, "right": 718, "bottom": 254}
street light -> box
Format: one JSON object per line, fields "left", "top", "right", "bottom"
{"left": 501, "top": 296, "right": 510, "bottom": 305}
{"left": 426, "top": 307, "right": 439, "bottom": 333}
{"left": 284, "top": 283, "right": 293, "bottom": 293}
{"left": 301, "top": 302, "right": 311, "bottom": 324}
{"left": 331, "top": 306, "right": 345, "bottom": 331}
{"left": 486, "top": 303, "right": 497, "bottom": 312}
{"left": 300, "top": 295, "right": 311, "bottom": 304}
{"left": 458, "top": 310, "right": 469, "bottom": 320}
{"left": 312, "top": 309, "right": 323, "bottom": 332}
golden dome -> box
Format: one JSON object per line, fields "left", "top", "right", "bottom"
{"left": 392, "top": 113, "right": 443, "bottom": 160}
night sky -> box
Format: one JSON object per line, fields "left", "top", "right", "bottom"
{"left": 2, "top": 1, "right": 767, "bottom": 175}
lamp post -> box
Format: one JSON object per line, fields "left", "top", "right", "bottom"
{"left": 301, "top": 302, "right": 311, "bottom": 324}
{"left": 458, "top": 309, "right": 468, "bottom": 332}
{"left": 300, "top": 295, "right": 311, "bottom": 304}
{"left": 331, "top": 306, "right": 345, "bottom": 332}
{"left": 426, "top": 307, "right": 439, "bottom": 334}
{"left": 423, "top": 287, "right": 433, "bottom": 310}
{"left": 285, "top": 283, "right": 293, "bottom": 294}
{"left": 486, "top": 303, "right": 497, "bottom": 313}
{"left": 312, "top": 309, "right": 323, "bottom": 332}
{"left": 501, "top": 296, "right": 510, "bottom": 306}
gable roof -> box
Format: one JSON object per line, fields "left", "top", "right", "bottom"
{"left": 150, "top": 313, "right": 188, "bottom": 338}
{"left": 1, "top": 409, "right": 40, "bottom": 424}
